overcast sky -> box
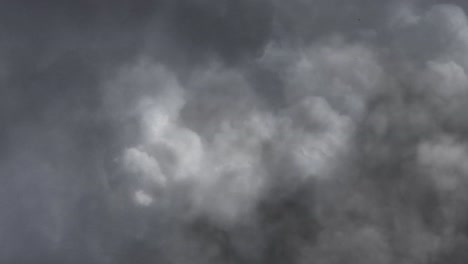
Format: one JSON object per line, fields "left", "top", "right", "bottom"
{"left": 2, "top": 0, "right": 468, "bottom": 263}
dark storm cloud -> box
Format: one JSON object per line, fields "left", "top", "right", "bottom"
{"left": 3, "top": 0, "right": 468, "bottom": 264}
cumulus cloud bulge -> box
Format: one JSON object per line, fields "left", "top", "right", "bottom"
{"left": 4, "top": 0, "right": 468, "bottom": 263}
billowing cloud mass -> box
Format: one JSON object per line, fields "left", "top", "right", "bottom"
{"left": 3, "top": 0, "right": 468, "bottom": 263}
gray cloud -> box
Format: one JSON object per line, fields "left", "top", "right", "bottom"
{"left": 2, "top": 1, "right": 468, "bottom": 263}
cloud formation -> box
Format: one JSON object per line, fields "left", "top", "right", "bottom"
{"left": 3, "top": 0, "right": 468, "bottom": 263}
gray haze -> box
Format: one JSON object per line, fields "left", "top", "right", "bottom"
{"left": 2, "top": 0, "right": 468, "bottom": 263}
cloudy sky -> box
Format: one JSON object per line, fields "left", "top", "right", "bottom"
{"left": 2, "top": 0, "right": 468, "bottom": 263}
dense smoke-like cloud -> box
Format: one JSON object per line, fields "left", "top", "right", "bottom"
{"left": 3, "top": 0, "right": 468, "bottom": 263}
